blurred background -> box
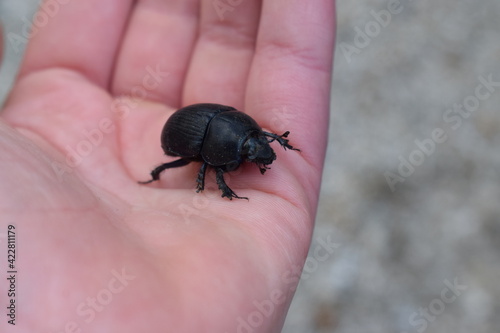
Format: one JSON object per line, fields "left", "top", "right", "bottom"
{"left": 1, "top": 1, "right": 499, "bottom": 332}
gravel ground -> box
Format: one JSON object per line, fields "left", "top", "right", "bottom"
{"left": 1, "top": 1, "right": 499, "bottom": 333}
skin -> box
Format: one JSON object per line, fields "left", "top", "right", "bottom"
{"left": 0, "top": 1, "right": 335, "bottom": 332}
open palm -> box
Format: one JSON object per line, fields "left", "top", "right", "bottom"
{"left": 0, "top": 1, "right": 334, "bottom": 332}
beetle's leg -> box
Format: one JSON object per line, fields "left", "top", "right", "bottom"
{"left": 258, "top": 164, "right": 271, "bottom": 175}
{"left": 263, "top": 131, "right": 300, "bottom": 151}
{"left": 215, "top": 167, "right": 248, "bottom": 200}
{"left": 196, "top": 162, "right": 208, "bottom": 192}
{"left": 138, "top": 159, "right": 190, "bottom": 184}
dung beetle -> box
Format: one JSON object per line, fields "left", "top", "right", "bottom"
{"left": 139, "top": 103, "right": 299, "bottom": 200}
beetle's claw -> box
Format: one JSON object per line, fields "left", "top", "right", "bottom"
{"left": 195, "top": 163, "right": 208, "bottom": 193}
{"left": 278, "top": 132, "right": 300, "bottom": 151}
{"left": 258, "top": 164, "right": 271, "bottom": 175}
{"left": 222, "top": 191, "right": 249, "bottom": 201}
{"left": 196, "top": 177, "right": 204, "bottom": 192}
{"left": 215, "top": 167, "right": 248, "bottom": 200}
{"left": 138, "top": 172, "right": 160, "bottom": 184}
{"left": 219, "top": 185, "right": 248, "bottom": 200}
{"left": 278, "top": 138, "right": 300, "bottom": 152}
{"left": 284, "top": 142, "right": 301, "bottom": 152}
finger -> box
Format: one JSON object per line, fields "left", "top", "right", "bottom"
{"left": 18, "top": 0, "right": 133, "bottom": 88}
{"left": 111, "top": 0, "right": 200, "bottom": 107}
{"left": 246, "top": 0, "right": 335, "bottom": 204}
{"left": 247, "top": 1, "right": 335, "bottom": 161}
{"left": 182, "top": 0, "right": 262, "bottom": 109}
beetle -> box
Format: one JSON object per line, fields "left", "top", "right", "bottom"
{"left": 139, "top": 103, "right": 299, "bottom": 200}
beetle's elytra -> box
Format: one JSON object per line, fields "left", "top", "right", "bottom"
{"left": 139, "top": 103, "right": 299, "bottom": 200}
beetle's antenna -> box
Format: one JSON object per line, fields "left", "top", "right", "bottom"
{"left": 263, "top": 131, "right": 300, "bottom": 151}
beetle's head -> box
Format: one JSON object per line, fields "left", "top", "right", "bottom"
{"left": 243, "top": 134, "right": 276, "bottom": 167}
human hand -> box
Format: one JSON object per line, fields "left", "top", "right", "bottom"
{"left": 0, "top": 1, "right": 335, "bottom": 332}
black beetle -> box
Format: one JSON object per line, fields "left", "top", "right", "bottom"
{"left": 139, "top": 103, "right": 299, "bottom": 200}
